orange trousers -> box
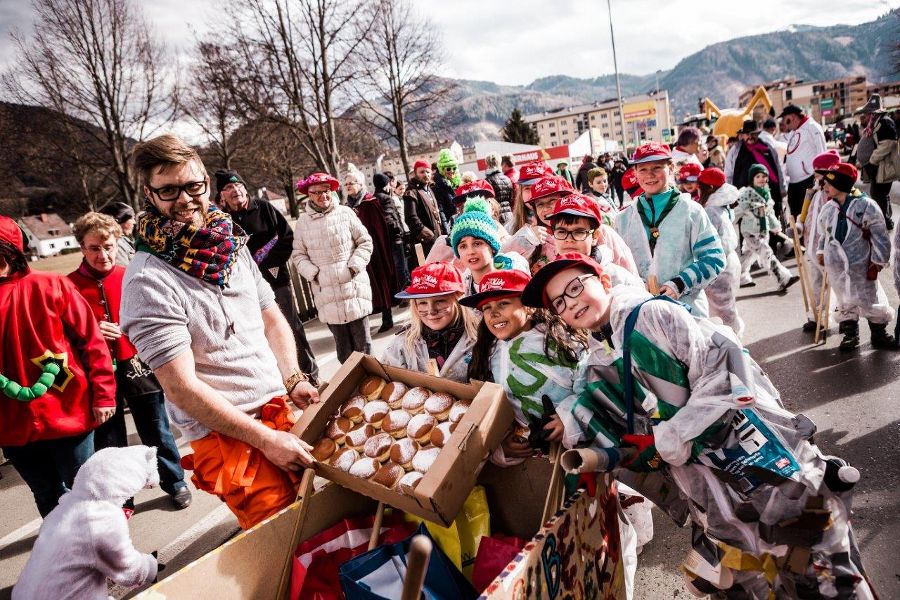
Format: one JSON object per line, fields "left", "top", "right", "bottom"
{"left": 181, "top": 397, "right": 302, "bottom": 530}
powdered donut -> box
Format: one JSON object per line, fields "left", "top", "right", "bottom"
{"left": 424, "top": 392, "right": 455, "bottom": 420}
{"left": 401, "top": 387, "right": 430, "bottom": 414}
{"left": 389, "top": 438, "right": 419, "bottom": 469}
{"left": 381, "top": 381, "right": 409, "bottom": 409}
{"left": 412, "top": 447, "right": 441, "bottom": 473}
{"left": 349, "top": 457, "right": 379, "bottom": 479}
{"left": 364, "top": 432, "right": 393, "bottom": 463}
{"left": 330, "top": 447, "right": 359, "bottom": 472}
{"left": 382, "top": 410, "right": 412, "bottom": 439}
{"left": 399, "top": 471, "right": 424, "bottom": 495}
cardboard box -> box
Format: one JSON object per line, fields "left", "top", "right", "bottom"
{"left": 136, "top": 460, "right": 626, "bottom": 600}
{"left": 291, "top": 352, "right": 514, "bottom": 527}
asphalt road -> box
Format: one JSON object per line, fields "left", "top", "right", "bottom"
{"left": 1, "top": 190, "right": 898, "bottom": 599}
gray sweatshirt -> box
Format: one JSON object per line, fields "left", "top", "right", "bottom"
{"left": 120, "top": 249, "right": 285, "bottom": 441}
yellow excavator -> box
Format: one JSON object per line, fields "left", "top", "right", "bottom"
{"left": 703, "top": 86, "right": 774, "bottom": 138}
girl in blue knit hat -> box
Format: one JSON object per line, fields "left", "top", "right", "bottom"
{"left": 450, "top": 197, "right": 503, "bottom": 296}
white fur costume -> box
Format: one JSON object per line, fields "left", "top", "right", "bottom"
{"left": 14, "top": 446, "right": 160, "bottom": 600}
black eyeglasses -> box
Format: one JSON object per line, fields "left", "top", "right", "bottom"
{"left": 549, "top": 274, "right": 596, "bottom": 315}
{"left": 444, "top": 166, "right": 457, "bottom": 172}
{"left": 552, "top": 228, "right": 594, "bottom": 241}
{"left": 147, "top": 180, "right": 208, "bottom": 202}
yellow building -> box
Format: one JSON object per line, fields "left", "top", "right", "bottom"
{"left": 523, "top": 91, "right": 674, "bottom": 152}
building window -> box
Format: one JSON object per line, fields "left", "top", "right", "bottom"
{"left": 550, "top": 132, "right": 556, "bottom": 137}
{"left": 539, "top": 123, "right": 544, "bottom": 129}
{"left": 602, "top": 113, "right": 608, "bottom": 119}
{"left": 560, "top": 119, "right": 566, "bottom": 124}
{"left": 590, "top": 115, "right": 596, "bottom": 120}
{"left": 49, "top": 242, "right": 56, "bottom": 249}
{"left": 613, "top": 110, "right": 620, "bottom": 116}
{"left": 562, "top": 130, "right": 568, "bottom": 135}
{"left": 786, "top": 90, "right": 792, "bottom": 100}
{"left": 549, "top": 122, "right": 555, "bottom": 128}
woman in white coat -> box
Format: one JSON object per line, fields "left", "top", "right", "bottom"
{"left": 292, "top": 172, "right": 374, "bottom": 363}
{"left": 382, "top": 261, "right": 479, "bottom": 382}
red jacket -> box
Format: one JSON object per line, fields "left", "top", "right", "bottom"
{"left": 68, "top": 263, "right": 138, "bottom": 362}
{"left": 0, "top": 268, "right": 116, "bottom": 446}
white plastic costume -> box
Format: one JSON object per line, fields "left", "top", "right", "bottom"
{"left": 801, "top": 186, "right": 832, "bottom": 315}
{"left": 381, "top": 326, "right": 475, "bottom": 383}
{"left": 615, "top": 188, "right": 725, "bottom": 316}
{"left": 702, "top": 184, "right": 744, "bottom": 337}
{"left": 577, "top": 286, "right": 874, "bottom": 599}
{"left": 816, "top": 190, "right": 893, "bottom": 325}
{"left": 733, "top": 187, "right": 792, "bottom": 287}
{"left": 13, "top": 446, "right": 160, "bottom": 600}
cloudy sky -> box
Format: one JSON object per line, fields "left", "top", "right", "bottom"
{"left": 1, "top": 0, "right": 897, "bottom": 86}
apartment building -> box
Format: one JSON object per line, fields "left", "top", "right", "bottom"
{"left": 522, "top": 91, "right": 674, "bottom": 152}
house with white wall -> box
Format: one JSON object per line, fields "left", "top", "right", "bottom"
{"left": 19, "top": 213, "right": 77, "bottom": 257}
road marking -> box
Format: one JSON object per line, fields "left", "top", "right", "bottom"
{"left": 155, "top": 504, "right": 237, "bottom": 563}
{"left": 0, "top": 517, "right": 42, "bottom": 550}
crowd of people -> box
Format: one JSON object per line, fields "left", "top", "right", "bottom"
{"left": 2, "top": 92, "right": 898, "bottom": 599}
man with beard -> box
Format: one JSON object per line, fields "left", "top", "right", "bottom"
{"left": 120, "top": 135, "right": 319, "bottom": 529}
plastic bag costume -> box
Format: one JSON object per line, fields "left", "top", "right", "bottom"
{"left": 734, "top": 187, "right": 792, "bottom": 287}
{"left": 802, "top": 188, "right": 832, "bottom": 317}
{"left": 569, "top": 285, "right": 874, "bottom": 599}
{"left": 616, "top": 188, "right": 725, "bottom": 316}
{"left": 816, "top": 190, "right": 893, "bottom": 325}
{"left": 381, "top": 329, "right": 475, "bottom": 383}
{"left": 702, "top": 184, "right": 744, "bottom": 338}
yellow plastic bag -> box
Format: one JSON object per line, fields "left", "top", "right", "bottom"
{"left": 404, "top": 485, "right": 491, "bottom": 579}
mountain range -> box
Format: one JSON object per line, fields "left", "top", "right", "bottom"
{"left": 439, "top": 11, "right": 899, "bottom": 144}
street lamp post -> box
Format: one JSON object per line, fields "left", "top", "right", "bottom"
{"left": 607, "top": 0, "right": 628, "bottom": 154}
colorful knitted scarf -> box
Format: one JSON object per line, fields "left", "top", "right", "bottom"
{"left": 136, "top": 203, "right": 247, "bottom": 287}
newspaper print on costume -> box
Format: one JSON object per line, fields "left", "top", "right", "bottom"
{"left": 816, "top": 190, "right": 893, "bottom": 325}
{"left": 583, "top": 285, "right": 875, "bottom": 599}
{"left": 615, "top": 190, "right": 725, "bottom": 316}
{"left": 702, "top": 183, "right": 745, "bottom": 337}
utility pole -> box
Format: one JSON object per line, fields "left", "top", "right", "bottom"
{"left": 607, "top": 0, "right": 628, "bottom": 154}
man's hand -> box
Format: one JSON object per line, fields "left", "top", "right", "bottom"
{"left": 93, "top": 406, "right": 116, "bottom": 425}
{"left": 658, "top": 284, "right": 679, "bottom": 299}
{"left": 98, "top": 320, "right": 122, "bottom": 341}
{"left": 289, "top": 381, "right": 319, "bottom": 410}
{"left": 259, "top": 429, "right": 316, "bottom": 471}
{"left": 421, "top": 227, "right": 435, "bottom": 241}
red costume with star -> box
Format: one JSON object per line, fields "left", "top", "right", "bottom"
{"left": 0, "top": 217, "right": 115, "bottom": 447}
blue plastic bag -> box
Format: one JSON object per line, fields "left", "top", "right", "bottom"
{"left": 339, "top": 524, "right": 477, "bottom": 600}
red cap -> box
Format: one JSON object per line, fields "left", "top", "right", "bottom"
{"left": 296, "top": 172, "right": 340, "bottom": 194}
{"left": 621, "top": 167, "right": 642, "bottom": 194}
{"left": 396, "top": 262, "right": 464, "bottom": 299}
{"left": 454, "top": 179, "right": 495, "bottom": 203}
{"left": 548, "top": 193, "right": 602, "bottom": 224}
{"left": 529, "top": 175, "right": 574, "bottom": 203}
{"left": 817, "top": 162, "right": 858, "bottom": 180}
{"left": 812, "top": 150, "right": 840, "bottom": 171}
{"left": 816, "top": 162, "right": 858, "bottom": 193}
{"left": 630, "top": 142, "right": 672, "bottom": 165}
{"left": 459, "top": 269, "right": 531, "bottom": 309}
{"left": 521, "top": 253, "right": 607, "bottom": 309}
{"left": 676, "top": 162, "right": 702, "bottom": 183}
{"left": 518, "top": 161, "right": 552, "bottom": 185}
{"left": 413, "top": 160, "right": 430, "bottom": 171}
{"left": 698, "top": 167, "right": 726, "bottom": 188}
{"left": 0, "top": 216, "right": 25, "bottom": 253}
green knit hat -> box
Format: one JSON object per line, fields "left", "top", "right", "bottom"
{"left": 437, "top": 149, "right": 458, "bottom": 172}
{"left": 450, "top": 197, "right": 501, "bottom": 257}
{"left": 748, "top": 163, "right": 769, "bottom": 180}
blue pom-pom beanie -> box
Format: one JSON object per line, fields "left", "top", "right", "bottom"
{"left": 450, "top": 197, "right": 501, "bottom": 257}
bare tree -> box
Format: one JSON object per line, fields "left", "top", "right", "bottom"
{"left": 353, "top": 0, "right": 451, "bottom": 176}
{"left": 3, "top": 0, "right": 175, "bottom": 210}
{"left": 182, "top": 42, "right": 249, "bottom": 170}
{"left": 226, "top": 0, "right": 376, "bottom": 176}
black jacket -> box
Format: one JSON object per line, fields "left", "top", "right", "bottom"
{"left": 225, "top": 199, "right": 294, "bottom": 289}
{"left": 403, "top": 178, "right": 443, "bottom": 242}
{"left": 375, "top": 190, "right": 403, "bottom": 241}
{"left": 431, "top": 173, "right": 458, "bottom": 225}
{"left": 575, "top": 161, "right": 598, "bottom": 193}
{"left": 485, "top": 169, "right": 514, "bottom": 212}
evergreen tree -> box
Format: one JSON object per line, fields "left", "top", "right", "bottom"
{"left": 501, "top": 108, "right": 539, "bottom": 145}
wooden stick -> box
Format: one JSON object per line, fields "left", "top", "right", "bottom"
{"left": 815, "top": 272, "right": 830, "bottom": 345}
{"left": 822, "top": 275, "right": 831, "bottom": 342}
{"left": 276, "top": 468, "right": 316, "bottom": 600}
{"left": 401, "top": 535, "right": 432, "bottom": 600}
{"left": 647, "top": 275, "right": 660, "bottom": 295}
{"left": 541, "top": 443, "right": 564, "bottom": 524}
{"left": 788, "top": 215, "right": 812, "bottom": 314}
{"left": 368, "top": 502, "right": 386, "bottom": 551}
{"left": 415, "top": 243, "right": 426, "bottom": 267}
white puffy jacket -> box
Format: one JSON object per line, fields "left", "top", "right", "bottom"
{"left": 292, "top": 202, "right": 373, "bottom": 325}
{"left": 785, "top": 117, "right": 827, "bottom": 184}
